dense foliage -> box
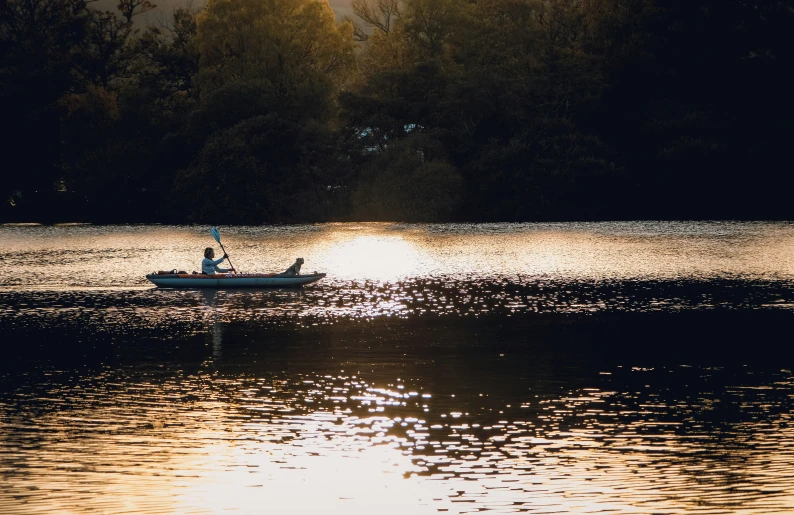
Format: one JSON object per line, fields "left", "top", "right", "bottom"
{"left": 1, "top": 0, "right": 792, "bottom": 222}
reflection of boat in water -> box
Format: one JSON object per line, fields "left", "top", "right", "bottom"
{"left": 146, "top": 272, "right": 326, "bottom": 288}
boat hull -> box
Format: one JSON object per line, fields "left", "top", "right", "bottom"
{"left": 146, "top": 273, "right": 326, "bottom": 288}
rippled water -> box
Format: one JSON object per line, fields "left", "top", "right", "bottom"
{"left": 2, "top": 222, "right": 794, "bottom": 514}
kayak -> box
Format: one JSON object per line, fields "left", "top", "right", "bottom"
{"left": 146, "top": 272, "right": 326, "bottom": 288}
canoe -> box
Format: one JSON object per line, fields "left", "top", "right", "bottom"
{"left": 146, "top": 272, "right": 326, "bottom": 288}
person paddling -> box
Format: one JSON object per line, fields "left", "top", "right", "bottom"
{"left": 202, "top": 247, "right": 235, "bottom": 274}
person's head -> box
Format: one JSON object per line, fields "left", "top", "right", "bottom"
{"left": 204, "top": 247, "right": 215, "bottom": 259}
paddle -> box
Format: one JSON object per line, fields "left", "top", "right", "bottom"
{"left": 210, "top": 226, "right": 236, "bottom": 273}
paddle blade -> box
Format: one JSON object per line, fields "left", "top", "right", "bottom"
{"left": 210, "top": 226, "right": 221, "bottom": 243}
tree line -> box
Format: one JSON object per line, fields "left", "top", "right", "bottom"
{"left": 2, "top": 0, "right": 792, "bottom": 223}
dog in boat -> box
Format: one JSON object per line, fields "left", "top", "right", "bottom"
{"left": 282, "top": 257, "right": 304, "bottom": 276}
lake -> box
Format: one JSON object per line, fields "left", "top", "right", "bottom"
{"left": 2, "top": 221, "right": 794, "bottom": 514}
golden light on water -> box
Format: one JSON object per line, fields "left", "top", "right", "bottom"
{"left": 4, "top": 222, "right": 794, "bottom": 514}
{"left": 13, "top": 383, "right": 794, "bottom": 515}
{"left": 4, "top": 222, "right": 794, "bottom": 290}
{"left": 318, "top": 234, "right": 424, "bottom": 281}
{"left": 173, "top": 438, "right": 448, "bottom": 515}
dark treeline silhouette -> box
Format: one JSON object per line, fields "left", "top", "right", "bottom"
{"left": 1, "top": 0, "right": 792, "bottom": 223}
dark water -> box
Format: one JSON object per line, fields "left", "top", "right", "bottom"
{"left": 2, "top": 222, "right": 794, "bottom": 514}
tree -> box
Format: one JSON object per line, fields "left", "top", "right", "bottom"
{"left": 125, "top": 5, "right": 200, "bottom": 123}
{"left": 401, "top": 0, "right": 463, "bottom": 57}
{"left": 173, "top": 0, "right": 357, "bottom": 223}
{"left": 352, "top": 134, "right": 463, "bottom": 221}
{"left": 175, "top": 112, "right": 344, "bottom": 223}
{"left": 0, "top": 0, "right": 92, "bottom": 218}
{"left": 352, "top": 0, "right": 401, "bottom": 36}
{"left": 81, "top": 0, "right": 158, "bottom": 88}
{"left": 584, "top": 0, "right": 794, "bottom": 218}
{"left": 193, "top": 0, "right": 355, "bottom": 97}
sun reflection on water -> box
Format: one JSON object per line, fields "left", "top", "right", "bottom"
{"left": 174, "top": 439, "right": 449, "bottom": 515}
{"left": 4, "top": 222, "right": 794, "bottom": 513}
{"left": 3, "top": 366, "right": 794, "bottom": 514}
{"left": 318, "top": 234, "right": 424, "bottom": 281}
{"left": 4, "top": 221, "right": 794, "bottom": 291}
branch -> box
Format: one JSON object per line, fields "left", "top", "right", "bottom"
{"left": 352, "top": 0, "right": 400, "bottom": 35}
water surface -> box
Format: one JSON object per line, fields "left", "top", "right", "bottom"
{"left": 2, "top": 222, "right": 794, "bottom": 514}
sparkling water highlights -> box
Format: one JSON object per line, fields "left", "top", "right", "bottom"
{"left": 2, "top": 222, "right": 794, "bottom": 514}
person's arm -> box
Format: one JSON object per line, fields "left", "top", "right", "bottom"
{"left": 213, "top": 255, "right": 235, "bottom": 273}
